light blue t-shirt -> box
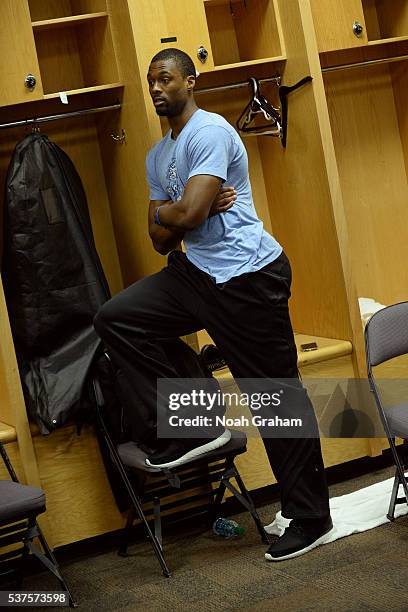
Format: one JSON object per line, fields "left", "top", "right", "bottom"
{"left": 146, "top": 109, "right": 282, "bottom": 283}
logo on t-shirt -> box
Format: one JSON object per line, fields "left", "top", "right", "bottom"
{"left": 167, "top": 158, "right": 182, "bottom": 201}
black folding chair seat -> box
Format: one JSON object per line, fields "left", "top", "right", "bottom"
{"left": 0, "top": 443, "right": 76, "bottom": 606}
{"left": 0, "top": 481, "right": 45, "bottom": 523}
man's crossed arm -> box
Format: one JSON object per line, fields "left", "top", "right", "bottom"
{"left": 148, "top": 175, "right": 236, "bottom": 255}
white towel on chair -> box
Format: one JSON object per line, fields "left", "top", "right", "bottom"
{"left": 265, "top": 476, "right": 408, "bottom": 542}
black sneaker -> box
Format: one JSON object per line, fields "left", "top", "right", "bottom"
{"left": 265, "top": 516, "right": 333, "bottom": 561}
{"left": 145, "top": 429, "right": 232, "bottom": 469}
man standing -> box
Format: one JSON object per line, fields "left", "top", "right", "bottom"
{"left": 94, "top": 48, "right": 333, "bottom": 561}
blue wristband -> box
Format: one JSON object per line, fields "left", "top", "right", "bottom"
{"left": 155, "top": 205, "right": 165, "bottom": 226}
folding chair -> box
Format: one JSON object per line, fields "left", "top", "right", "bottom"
{"left": 365, "top": 301, "right": 408, "bottom": 521}
{"left": 0, "top": 443, "right": 76, "bottom": 606}
{"left": 92, "top": 367, "right": 270, "bottom": 578}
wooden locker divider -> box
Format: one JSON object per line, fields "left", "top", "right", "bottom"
{"left": 96, "top": 0, "right": 167, "bottom": 284}
{"left": 259, "top": 0, "right": 359, "bottom": 353}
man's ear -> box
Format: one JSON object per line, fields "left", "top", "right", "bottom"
{"left": 186, "top": 75, "right": 196, "bottom": 91}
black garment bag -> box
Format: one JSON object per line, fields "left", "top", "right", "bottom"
{"left": 2, "top": 133, "right": 110, "bottom": 434}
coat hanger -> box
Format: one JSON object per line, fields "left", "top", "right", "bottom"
{"left": 236, "top": 77, "right": 282, "bottom": 138}
{"left": 278, "top": 76, "right": 312, "bottom": 147}
{"left": 236, "top": 75, "right": 313, "bottom": 146}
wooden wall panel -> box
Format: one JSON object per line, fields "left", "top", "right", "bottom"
{"left": 71, "top": 0, "right": 107, "bottom": 14}
{"left": 28, "top": 0, "right": 107, "bottom": 21}
{"left": 391, "top": 60, "right": 408, "bottom": 182}
{"left": 28, "top": 0, "right": 73, "bottom": 21}
{"left": 34, "top": 28, "right": 84, "bottom": 94}
{"left": 362, "top": 0, "right": 381, "bottom": 40}
{"left": 31, "top": 425, "right": 124, "bottom": 548}
{"left": 324, "top": 65, "right": 408, "bottom": 305}
{"left": 310, "top": 0, "right": 368, "bottom": 52}
{"left": 0, "top": 1, "right": 44, "bottom": 106}
{"left": 77, "top": 18, "right": 119, "bottom": 87}
{"left": 0, "top": 280, "right": 19, "bottom": 428}
{"left": 204, "top": 3, "right": 241, "bottom": 66}
{"left": 374, "top": 0, "right": 408, "bottom": 39}
{"left": 234, "top": 0, "right": 283, "bottom": 61}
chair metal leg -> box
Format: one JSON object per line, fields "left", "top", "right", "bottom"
{"left": 153, "top": 497, "right": 163, "bottom": 550}
{"left": 100, "top": 426, "right": 171, "bottom": 576}
{"left": 124, "top": 479, "right": 170, "bottom": 577}
{"left": 223, "top": 464, "right": 271, "bottom": 544}
{"left": 33, "top": 523, "right": 77, "bottom": 608}
{"left": 389, "top": 438, "right": 408, "bottom": 502}
{"left": 15, "top": 541, "right": 30, "bottom": 589}
{"left": 387, "top": 469, "right": 400, "bottom": 521}
{"left": 209, "top": 480, "right": 227, "bottom": 525}
{"left": 118, "top": 507, "right": 135, "bottom": 557}
{"left": 233, "top": 469, "right": 271, "bottom": 544}
{"left": 94, "top": 380, "right": 171, "bottom": 578}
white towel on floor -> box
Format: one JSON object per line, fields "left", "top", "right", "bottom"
{"left": 265, "top": 476, "right": 408, "bottom": 542}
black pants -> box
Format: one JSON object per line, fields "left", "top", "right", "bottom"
{"left": 94, "top": 250, "right": 330, "bottom": 519}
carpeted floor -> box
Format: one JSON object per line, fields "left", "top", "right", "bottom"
{"left": 7, "top": 464, "right": 408, "bottom": 611}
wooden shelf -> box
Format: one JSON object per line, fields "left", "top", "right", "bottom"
{"left": 204, "top": 0, "right": 243, "bottom": 4}
{"left": 32, "top": 12, "right": 108, "bottom": 31}
{"left": 367, "top": 35, "right": 408, "bottom": 47}
{"left": 295, "top": 334, "right": 352, "bottom": 367}
{"left": 43, "top": 82, "right": 123, "bottom": 100}
{"left": 212, "top": 55, "right": 286, "bottom": 72}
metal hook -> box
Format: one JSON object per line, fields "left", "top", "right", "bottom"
{"left": 110, "top": 129, "right": 126, "bottom": 144}
{"left": 249, "top": 77, "right": 260, "bottom": 100}
{"left": 27, "top": 120, "right": 40, "bottom": 133}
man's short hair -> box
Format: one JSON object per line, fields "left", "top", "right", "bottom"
{"left": 150, "top": 48, "right": 196, "bottom": 79}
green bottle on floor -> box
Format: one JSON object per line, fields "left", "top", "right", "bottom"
{"left": 213, "top": 517, "right": 246, "bottom": 538}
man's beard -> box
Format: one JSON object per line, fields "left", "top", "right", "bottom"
{"left": 155, "top": 99, "right": 186, "bottom": 117}
{"left": 155, "top": 105, "right": 169, "bottom": 116}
